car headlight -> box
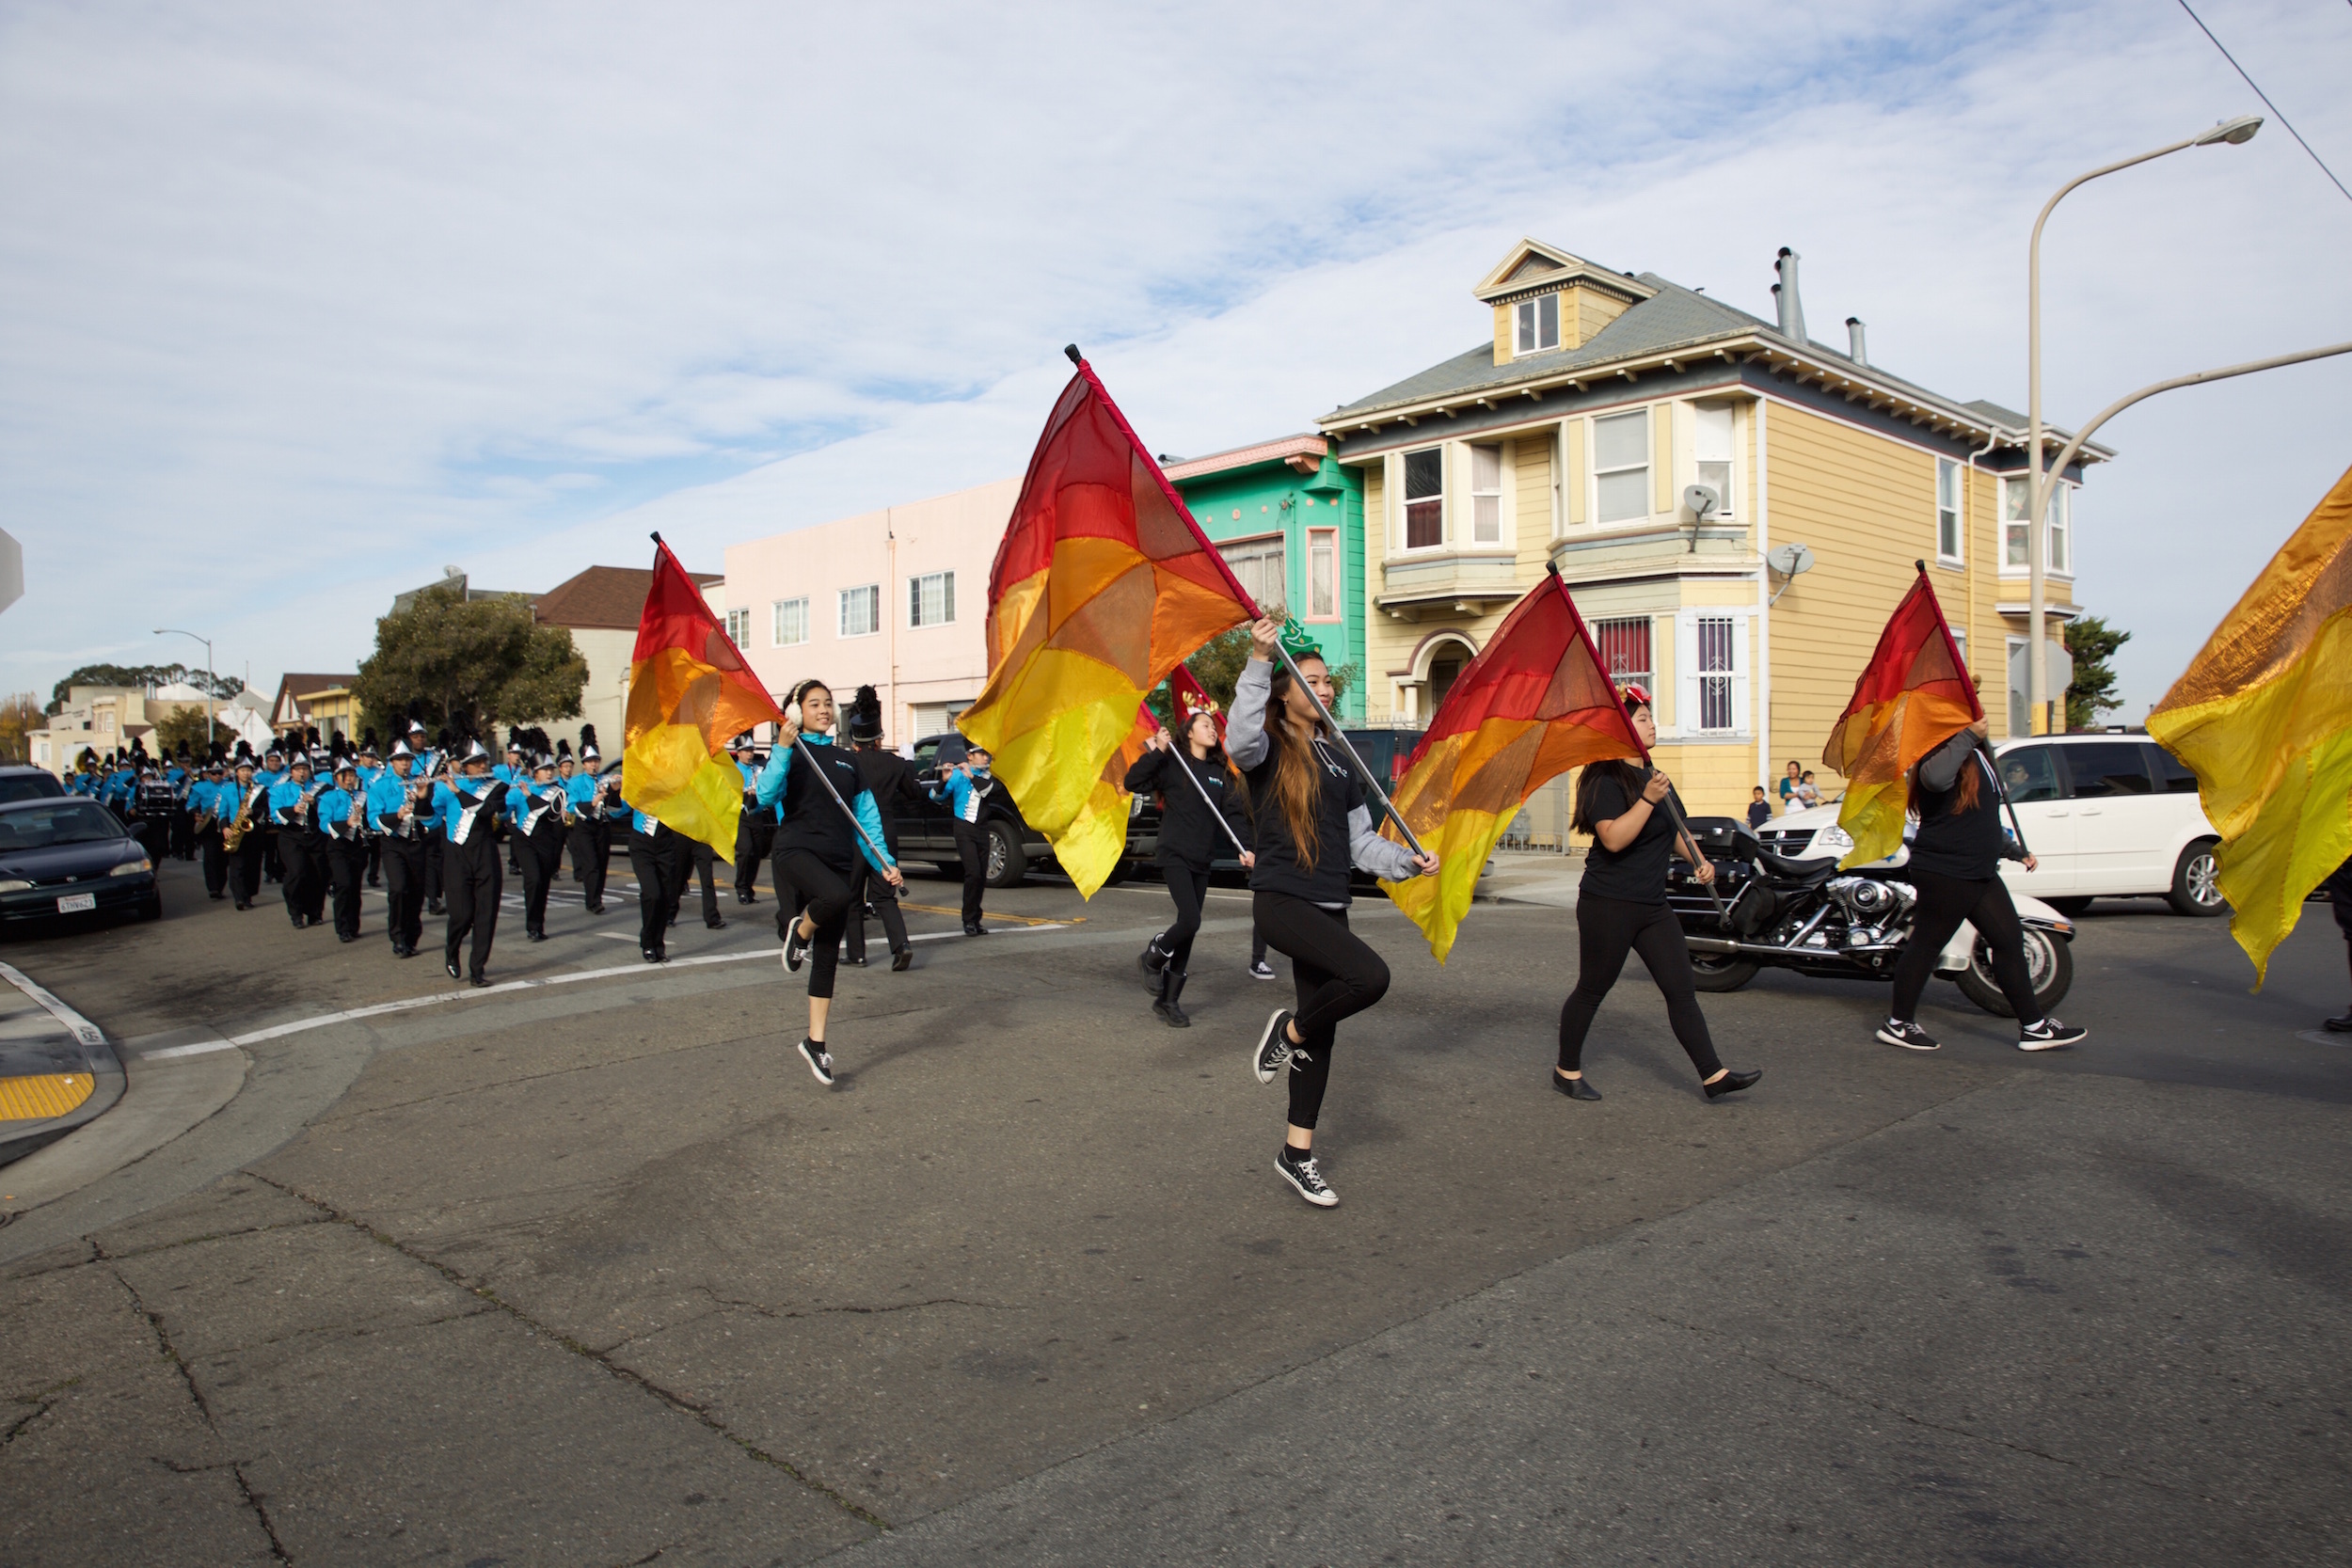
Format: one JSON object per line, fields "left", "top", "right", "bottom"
{"left": 0, "top": 879, "right": 28, "bottom": 893}
{"left": 109, "top": 857, "right": 152, "bottom": 877}
{"left": 1815, "top": 826, "right": 1854, "bottom": 852}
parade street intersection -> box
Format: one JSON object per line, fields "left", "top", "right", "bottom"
{"left": 1, "top": 853, "right": 2344, "bottom": 1567}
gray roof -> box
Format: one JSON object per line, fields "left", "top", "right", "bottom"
{"left": 1323, "top": 273, "right": 2107, "bottom": 455}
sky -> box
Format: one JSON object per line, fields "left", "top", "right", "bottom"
{"left": 4, "top": 0, "right": 2349, "bottom": 721}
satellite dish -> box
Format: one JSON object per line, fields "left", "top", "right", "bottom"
{"left": 1766, "top": 544, "right": 1815, "bottom": 578}
{"left": 1681, "top": 483, "right": 1722, "bottom": 518}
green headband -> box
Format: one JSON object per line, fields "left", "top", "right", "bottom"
{"left": 1276, "top": 614, "right": 1322, "bottom": 661}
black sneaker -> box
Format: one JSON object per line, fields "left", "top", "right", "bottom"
{"left": 785, "top": 920, "right": 810, "bottom": 971}
{"left": 891, "top": 948, "right": 914, "bottom": 973}
{"left": 1248, "top": 958, "right": 1277, "bottom": 981}
{"left": 1875, "top": 1019, "right": 1941, "bottom": 1053}
{"left": 798, "top": 1037, "right": 834, "bottom": 1086}
{"left": 2019, "top": 1018, "right": 2087, "bottom": 1052}
{"left": 1252, "top": 1010, "right": 1297, "bottom": 1085}
{"left": 1276, "top": 1148, "right": 1337, "bottom": 1208}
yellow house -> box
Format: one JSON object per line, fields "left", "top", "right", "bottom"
{"left": 1320, "top": 239, "right": 2104, "bottom": 829}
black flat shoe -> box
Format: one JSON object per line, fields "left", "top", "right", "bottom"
{"left": 641, "top": 945, "right": 660, "bottom": 963}
{"left": 1552, "top": 1071, "right": 1602, "bottom": 1101}
{"left": 706, "top": 917, "right": 727, "bottom": 929}
{"left": 469, "top": 974, "right": 490, "bottom": 989}
{"left": 445, "top": 958, "right": 462, "bottom": 980}
{"left": 2325, "top": 1008, "right": 2352, "bottom": 1033}
{"left": 891, "top": 948, "right": 913, "bottom": 972}
{"left": 525, "top": 930, "right": 547, "bottom": 942}
{"left": 1704, "top": 1069, "right": 1762, "bottom": 1101}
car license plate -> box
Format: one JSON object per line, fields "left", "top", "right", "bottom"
{"left": 56, "top": 893, "right": 97, "bottom": 913}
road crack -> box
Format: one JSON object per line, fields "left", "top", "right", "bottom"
{"left": 692, "top": 1285, "right": 1014, "bottom": 1321}
{"left": 242, "top": 1168, "right": 890, "bottom": 1533}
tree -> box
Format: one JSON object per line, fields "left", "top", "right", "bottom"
{"left": 351, "top": 584, "right": 589, "bottom": 741}
{"left": 1165, "top": 626, "right": 1358, "bottom": 727}
{"left": 45, "top": 663, "right": 243, "bottom": 714}
{"left": 2063, "top": 614, "right": 2131, "bottom": 731}
{"left": 151, "top": 703, "right": 217, "bottom": 757}
{"left": 0, "top": 692, "right": 41, "bottom": 763}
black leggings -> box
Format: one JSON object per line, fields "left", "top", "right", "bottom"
{"left": 776, "top": 849, "right": 856, "bottom": 1002}
{"left": 1157, "top": 862, "right": 1209, "bottom": 970}
{"left": 1891, "top": 868, "right": 2043, "bottom": 1024}
{"left": 1557, "top": 894, "right": 1723, "bottom": 1079}
{"left": 1252, "top": 891, "right": 1391, "bottom": 1132}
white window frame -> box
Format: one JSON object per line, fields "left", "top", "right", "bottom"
{"left": 2000, "top": 475, "right": 2074, "bottom": 578}
{"left": 1936, "top": 457, "right": 1963, "bottom": 565}
{"left": 771, "top": 596, "right": 809, "bottom": 647}
{"left": 1515, "top": 292, "right": 1560, "bottom": 355}
{"left": 1470, "top": 444, "right": 1503, "bottom": 545}
{"left": 838, "top": 583, "right": 882, "bottom": 639}
{"left": 1672, "top": 610, "right": 1751, "bottom": 739}
{"left": 908, "top": 570, "right": 955, "bottom": 628}
{"left": 1693, "top": 404, "right": 1736, "bottom": 519}
{"left": 1591, "top": 410, "right": 1651, "bottom": 527}
{"left": 1401, "top": 445, "right": 1445, "bottom": 551}
{"left": 1305, "top": 526, "right": 1342, "bottom": 623}
{"left": 723, "top": 608, "right": 751, "bottom": 649}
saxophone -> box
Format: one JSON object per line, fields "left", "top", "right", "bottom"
{"left": 221, "top": 784, "right": 262, "bottom": 851}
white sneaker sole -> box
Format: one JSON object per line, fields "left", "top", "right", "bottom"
{"left": 1874, "top": 1026, "right": 1940, "bottom": 1052}
{"left": 798, "top": 1041, "right": 834, "bottom": 1085}
{"left": 2017, "top": 1032, "right": 2084, "bottom": 1052}
{"left": 1250, "top": 967, "right": 1277, "bottom": 981}
{"left": 1276, "top": 1159, "right": 1338, "bottom": 1207}
{"left": 1252, "top": 1011, "right": 1290, "bottom": 1085}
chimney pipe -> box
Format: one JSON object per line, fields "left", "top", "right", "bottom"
{"left": 1846, "top": 316, "right": 1867, "bottom": 365}
{"left": 1774, "top": 247, "right": 1806, "bottom": 346}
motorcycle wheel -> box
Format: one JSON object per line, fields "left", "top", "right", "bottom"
{"left": 1686, "top": 952, "right": 1758, "bottom": 992}
{"left": 1956, "top": 927, "right": 2073, "bottom": 1018}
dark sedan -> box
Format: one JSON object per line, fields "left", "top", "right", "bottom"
{"left": 0, "top": 798, "right": 161, "bottom": 932}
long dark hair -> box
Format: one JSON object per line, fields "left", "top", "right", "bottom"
{"left": 1264, "top": 657, "right": 1328, "bottom": 872}
{"left": 1908, "top": 746, "right": 1984, "bottom": 817}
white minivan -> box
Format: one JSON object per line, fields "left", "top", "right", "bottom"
{"left": 1756, "top": 735, "right": 2224, "bottom": 917}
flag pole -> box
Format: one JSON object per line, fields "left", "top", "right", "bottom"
{"left": 787, "top": 735, "right": 894, "bottom": 871}
{"left": 1061, "top": 344, "right": 1427, "bottom": 861}
{"left": 1546, "top": 562, "right": 1727, "bottom": 927}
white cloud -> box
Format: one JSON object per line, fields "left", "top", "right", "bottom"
{"left": 3, "top": 0, "right": 2347, "bottom": 723}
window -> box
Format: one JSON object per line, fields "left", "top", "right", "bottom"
{"left": 1470, "top": 445, "right": 1503, "bottom": 545}
{"left": 1306, "top": 528, "right": 1340, "bottom": 621}
{"left": 1403, "top": 447, "right": 1443, "bottom": 548}
{"left": 1936, "top": 457, "right": 1963, "bottom": 562}
{"left": 2145, "top": 742, "right": 2200, "bottom": 795}
{"left": 723, "top": 608, "right": 751, "bottom": 648}
{"left": 1219, "top": 535, "right": 1286, "bottom": 614}
{"left": 1592, "top": 617, "right": 1652, "bottom": 693}
{"left": 1515, "top": 292, "right": 1560, "bottom": 355}
{"left": 909, "top": 570, "right": 955, "bottom": 628}
{"left": 2066, "top": 741, "right": 2153, "bottom": 799}
{"left": 1694, "top": 404, "right": 1734, "bottom": 515}
{"left": 771, "top": 596, "right": 809, "bottom": 647}
{"left": 838, "top": 584, "right": 881, "bottom": 638}
{"left": 1675, "top": 610, "right": 1748, "bottom": 736}
{"left": 1695, "top": 616, "right": 1738, "bottom": 732}
{"left": 1593, "top": 411, "right": 1649, "bottom": 524}
{"left": 2002, "top": 476, "right": 2071, "bottom": 572}
{"left": 1998, "top": 745, "right": 2063, "bottom": 803}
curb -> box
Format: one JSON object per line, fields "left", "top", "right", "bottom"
{"left": 0, "top": 961, "right": 126, "bottom": 1170}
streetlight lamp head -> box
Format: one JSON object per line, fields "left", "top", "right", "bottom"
{"left": 2194, "top": 114, "right": 2263, "bottom": 147}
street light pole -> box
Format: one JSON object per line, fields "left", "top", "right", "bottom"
{"left": 153, "top": 628, "right": 215, "bottom": 748}
{"left": 2027, "top": 114, "right": 2260, "bottom": 734}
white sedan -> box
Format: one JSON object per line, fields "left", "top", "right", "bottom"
{"left": 1755, "top": 734, "right": 2224, "bottom": 917}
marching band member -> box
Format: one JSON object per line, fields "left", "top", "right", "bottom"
{"left": 566, "top": 744, "right": 614, "bottom": 914}
{"left": 755, "top": 678, "right": 903, "bottom": 1088}
{"left": 267, "top": 753, "right": 330, "bottom": 929}
{"left": 356, "top": 743, "right": 386, "bottom": 889}
{"left": 256, "top": 747, "right": 287, "bottom": 886}
{"left": 315, "top": 759, "right": 372, "bottom": 942}
{"left": 512, "top": 753, "right": 570, "bottom": 942}
{"left": 1230, "top": 617, "right": 1436, "bottom": 1209}
{"left": 1127, "top": 693, "right": 1254, "bottom": 1028}
{"left": 406, "top": 722, "right": 449, "bottom": 916}
{"left": 435, "top": 741, "right": 510, "bottom": 987}
{"left": 845, "top": 687, "right": 920, "bottom": 972}
{"left": 730, "top": 734, "right": 773, "bottom": 907}
{"left": 223, "top": 758, "right": 267, "bottom": 911}
{"left": 368, "top": 741, "right": 433, "bottom": 958}
{"left": 496, "top": 739, "right": 527, "bottom": 876}
{"left": 192, "top": 761, "right": 230, "bottom": 899}
{"left": 927, "top": 742, "right": 996, "bottom": 937}
{"left": 625, "top": 784, "right": 683, "bottom": 964}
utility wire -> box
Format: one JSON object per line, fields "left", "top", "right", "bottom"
{"left": 2174, "top": 0, "right": 2352, "bottom": 206}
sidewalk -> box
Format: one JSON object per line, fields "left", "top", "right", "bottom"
{"left": 0, "top": 961, "right": 122, "bottom": 1170}
{"left": 1477, "top": 847, "right": 1586, "bottom": 908}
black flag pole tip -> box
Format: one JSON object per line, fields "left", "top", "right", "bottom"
{"left": 651, "top": 531, "right": 664, "bottom": 545}
{"left": 1915, "top": 558, "right": 1926, "bottom": 574}
{"left": 1063, "top": 343, "right": 1083, "bottom": 366}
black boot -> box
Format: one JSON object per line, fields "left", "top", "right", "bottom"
{"left": 1153, "top": 969, "right": 1190, "bottom": 1028}
{"left": 1139, "top": 936, "right": 1170, "bottom": 993}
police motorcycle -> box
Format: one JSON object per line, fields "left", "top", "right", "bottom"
{"left": 1666, "top": 816, "right": 2074, "bottom": 1018}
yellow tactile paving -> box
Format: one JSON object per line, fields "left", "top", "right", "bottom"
{"left": 0, "top": 1072, "right": 93, "bottom": 1121}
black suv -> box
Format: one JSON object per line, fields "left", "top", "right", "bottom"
{"left": 898, "top": 733, "right": 1159, "bottom": 888}
{"left": 0, "top": 766, "right": 67, "bottom": 806}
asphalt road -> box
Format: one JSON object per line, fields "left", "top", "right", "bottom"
{"left": 1, "top": 854, "right": 2345, "bottom": 1566}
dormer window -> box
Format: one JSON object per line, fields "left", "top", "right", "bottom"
{"left": 1515, "top": 293, "right": 1560, "bottom": 354}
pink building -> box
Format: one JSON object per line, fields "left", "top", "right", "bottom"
{"left": 722, "top": 478, "right": 1016, "bottom": 750}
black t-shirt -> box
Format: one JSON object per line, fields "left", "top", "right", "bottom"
{"left": 1125, "top": 747, "right": 1249, "bottom": 869}
{"left": 1244, "top": 736, "right": 1364, "bottom": 907}
{"left": 775, "top": 744, "right": 873, "bottom": 872}
{"left": 1578, "top": 769, "right": 1684, "bottom": 906}
{"left": 1909, "top": 748, "right": 2009, "bottom": 880}
{"left": 1746, "top": 799, "right": 1772, "bottom": 829}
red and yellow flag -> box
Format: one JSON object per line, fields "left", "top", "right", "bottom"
{"left": 1380, "top": 568, "right": 1646, "bottom": 962}
{"left": 621, "top": 537, "right": 783, "bottom": 863}
{"left": 1822, "top": 567, "right": 1981, "bottom": 870}
{"left": 958, "top": 357, "right": 1257, "bottom": 895}
{"left": 2149, "top": 461, "right": 2352, "bottom": 986}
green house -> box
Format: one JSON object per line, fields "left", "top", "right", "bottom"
{"left": 1164, "top": 435, "right": 1368, "bottom": 721}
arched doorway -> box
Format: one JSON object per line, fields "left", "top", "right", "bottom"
{"left": 1406, "top": 631, "right": 1480, "bottom": 727}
